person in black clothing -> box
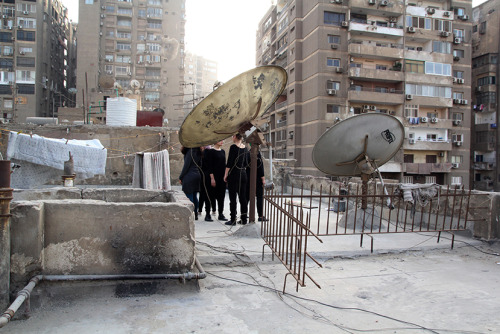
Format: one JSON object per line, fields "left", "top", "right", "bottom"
{"left": 207, "top": 139, "right": 228, "bottom": 221}
{"left": 179, "top": 147, "right": 202, "bottom": 220}
{"left": 198, "top": 145, "right": 213, "bottom": 221}
{"left": 223, "top": 133, "right": 249, "bottom": 226}
{"left": 246, "top": 148, "right": 267, "bottom": 222}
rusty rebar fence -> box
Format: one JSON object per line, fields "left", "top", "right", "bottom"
{"left": 261, "top": 182, "right": 489, "bottom": 292}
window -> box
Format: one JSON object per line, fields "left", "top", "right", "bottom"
{"left": 0, "top": 33, "right": 12, "bottom": 43}
{"left": 0, "top": 71, "right": 13, "bottom": 83}
{"left": 0, "top": 85, "right": 12, "bottom": 95}
{"left": 147, "top": 21, "right": 162, "bottom": 29}
{"left": 454, "top": 8, "right": 465, "bottom": 16}
{"left": 451, "top": 155, "right": 463, "bottom": 163}
{"left": 376, "top": 64, "right": 387, "bottom": 70}
{"left": 327, "top": 58, "right": 340, "bottom": 67}
{"left": 453, "top": 70, "right": 464, "bottom": 79}
{"left": 85, "top": 0, "right": 94, "bottom": 4}
{"left": 324, "top": 12, "right": 345, "bottom": 26}
{"left": 115, "top": 66, "right": 129, "bottom": 75}
{"left": 17, "top": 18, "right": 36, "bottom": 29}
{"left": 327, "top": 81, "right": 340, "bottom": 90}
{"left": 105, "top": 54, "right": 114, "bottom": 62}
{"left": 17, "top": 4, "right": 36, "bottom": 12}
{"left": 117, "top": 19, "right": 132, "bottom": 27}
{"left": 453, "top": 29, "right": 464, "bottom": 38}
{"left": 432, "top": 41, "right": 451, "bottom": 54}
{"left": 147, "top": 43, "right": 161, "bottom": 52}
{"left": 116, "top": 55, "right": 131, "bottom": 63}
{"left": 473, "top": 25, "right": 477, "bottom": 33}
{"left": 451, "top": 176, "right": 462, "bottom": 185}
{"left": 477, "top": 76, "right": 496, "bottom": 86}
{"left": 146, "top": 69, "right": 161, "bottom": 77}
{"left": 145, "top": 81, "right": 160, "bottom": 89}
{"left": 404, "top": 154, "right": 414, "bottom": 163}
{"left": 453, "top": 92, "right": 464, "bottom": 99}
{"left": 351, "top": 13, "right": 367, "bottom": 24}
{"left": 476, "top": 92, "right": 496, "bottom": 105}
{"left": 452, "top": 134, "right": 463, "bottom": 142}
{"left": 17, "top": 31, "right": 35, "bottom": 41}
{"left": 404, "top": 105, "right": 418, "bottom": 117}
{"left": 434, "top": 19, "right": 451, "bottom": 32}
{"left": 0, "top": 59, "right": 13, "bottom": 70}
{"left": 453, "top": 49, "right": 465, "bottom": 58}
{"left": 3, "top": 99, "right": 12, "bottom": 108}
{"left": 138, "top": 9, "right": 146, "bottom": 17}
{"left": 118, "top": 8, "right": 133, "bottom": 15}
{"left": 145, "top": 92, "right": 160, "bottom": 101}
{"left": 117, "top": 43, "right": 131, "bottom": 50}
{"left": 328, "top": 35, "right": 340, "bottom": 44}
{"left": 426, "top": 155, "right": 437, "bottom": 163}
{"left": 105, "top": 6, "right": 115, "bottom": 13}
{"left": 425, "top": 62, "right": 451, "bottom": 76}
{"left": 405, "top": 60, "right": 424, "bottom": 73}
{"left": 405, "top": 84, "right": 452, "bottom": 98}
{"left": 327, "top": 104, "right": 340, "bottom": 113}
{"left": 403, "top": 176, "right": 414, "bottom": 184}
{"left": 3, "top": 46, "right": 13, "bottom": 56}
{"left": 427, "top": 134, "right": 437, "bottom": 141}
{"left": 137, "top": 44, "right": 145, "bottom": 52}
{"left": 104, "top": 65, "right": 113, "bottom": 72}
{"left": 17, "top": 84, "right": 34, "bottom": 94}
{"left": 406, "top": 15, "right": 432, "bottom": 29}
{"left": 117, "top": 32, "right": 131, "bottom": 39}
{"left": 16, "top": 57, "right": 35, "bottom": 67}
{"left": 452, "top": 113, "right": 463, "bottom": 121}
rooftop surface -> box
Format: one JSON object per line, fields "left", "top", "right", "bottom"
{"left": 3, "top": 190, "right": 500, "bottom": 334}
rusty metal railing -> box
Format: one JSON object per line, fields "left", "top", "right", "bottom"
{"left": 261, "top": 182, "right": 489, "bottom": 292}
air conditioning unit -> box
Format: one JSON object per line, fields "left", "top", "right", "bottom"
{"left": 453, "top": 56, "right": 460, "bottom": 61}
{"left": 327, "top": 89, "right": 337, "bottom": 95}
{"left": 476, "top": 86, "right": 482, "bottom": 92}
{"left": 452, "top": 163, "right": 459, "bottom": 168}
{"left": 18, "top": 25, "right": 23, "bottom": 29}
{"left": 453, "top": 99, "right": 461, "bottom": 104}
{"left": 459, "top": 15, "right": 469, "bottom": 20}
{"left": 380, "top": 0, "right": 388, "bottom": 6}
{"left": 440, "top": 31, "right": 450, "bottom": 37}
{"left": 334, "top": 0, "right": 342, "bottom": 3}
{"left": 363, "top": 105, "right": 370, "bottom": 109}
{"left": 438, "top": 152, "right": 445, "bottom": 157}
{"left": 407, "top": 27, "right": 416, "bottom": 33}
{"left": 443, "top": 11, "right": 450, "bottom": 17}
{"left": 389, "top": 88, "right": 396, "bottom": 93}
{"left": 368, "top": 0, "right": 376, "bottom": 4}
{"left": 101, "top": 6, "right": 106, "bottom": 9}
{"left": 336, "top": 67, "right": 343, "bottom": 73}
{"left": 101, "top": 14, "right": 105, "bottom": 18}
{"left": 453, "top": 120, "right": 462, "bottom": 126}
{"left": 427, "top": 8, "right": 436, "bottom": 14}
{"left": 341, "top": 21, "right": 349, "bottom": 27}
{"left": 23, "top": 11, "right": 29, "bottom": 15}
{"left": 431, "top": 117, "right": 438, "bottom": 123}
{"left": 106, "top": 71, "right": 113, "bottom": 75}
{"left": 416, "top": 47, "right": 423, "bottom": 51}
{"left": 453, "top": 77, "right": 457, "bottom": 83}
{"left": 2, "top": 15, "right": 7, "bottom": 19}
{"left": 460, "top": 99, "right": 468, "bottom": 105}
{"left": 409, "top": 138, "right": 415, "bottom": 144}
{"left": 127, "top": 72, "right": 132, "bottom": 76}
{"left": 331, "top": 44, "right": 338, "bottom": 49}
{"left": 361, "top": 108, "right": 368, "bottom": 113}
{"left": 19, "top": 51, "right": 25, "bottom": 55}
{"left": 455, "top": 141, "right": 463, "bottom": 146}
{"left": 406, "top": 94, "right": 413, "bottom": 100}
{"left": 370, "top": 105, "right": 377, "bottom": 110}
{"left": 457, "top": 78, "right": 464, "bottom": 84}
{"left": 7, "top": 26, "right": 12, "bottom": 30}
{"left": 421, "top": 116, "right": 428, "bottom": 123}
{"left": 453, "top": 37, "right": 462, "bottom": 44}
{"left": 138, "top": 61, "right": 143, "bottom": 64}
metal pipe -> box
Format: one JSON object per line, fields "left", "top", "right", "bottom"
{"left": 0, "top": 160, "right": 12, "bottom": 312}
{"left": 0, "top": 258, "right": 205, "bottom": 328}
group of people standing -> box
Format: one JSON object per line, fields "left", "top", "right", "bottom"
{"left": 178, "top": 133, "right": 266, "bottom": 226}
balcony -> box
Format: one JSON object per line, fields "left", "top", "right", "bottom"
{"left": 348, "top": 87, "right": 404, "bottom": 105}
{"left": 473, "top": 161, "right": 495, "bottom": 171}
{"left": 404, "top": 163, "right": 453, "bottom": 174}
{"left": 348, "top": 67, "right": 404, "bottom": 82}
{"left": 475, "top": 123, "right": 497, "bottom": 132}
{"left": 475, "top": 142, "right": 495, "bottom": 152}
{"left": 406, "top": 95, "right": 453, "bottom": 108}
{"left": 404, "top": 117, "right": 453, "bottom": 129}
{"left": 404, "top": 138, "right": 452, "bottom": 151}
{"left": 350, "top": 0, "right": 405, "bottom": 16}
{"left": 349, "top": 22, "right": 403, "bottom": 40}
{"left": 348, "top": 40, "right": 403, "bottom": 60}
{"left": 474, "top": 180, "right": 494, "bottom": 191}
{"left": 378, "top": 161, "right": 403, "bottom": 173}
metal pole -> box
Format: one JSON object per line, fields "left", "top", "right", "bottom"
{"left": 248, "top": 143, "right": 259, "bottom": 223}
{"left": 0, "top": 161, "right": 12, "bottom": 311}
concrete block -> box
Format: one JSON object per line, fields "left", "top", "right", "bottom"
{"left": 42, "top": 200, "right": 194, "bottom": 275}
{"left": 10, "top": 201, "right": 45, "bottom": 291}
{"left": 81, "top": 188, "right": 174, "bottom": 202}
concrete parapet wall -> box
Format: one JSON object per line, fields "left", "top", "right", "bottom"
{"left": 9, "top": 189, "right": 195, "bottom": 293}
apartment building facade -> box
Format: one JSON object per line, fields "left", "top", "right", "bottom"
{"left": 0, "top": 0, "right": 74, "bottom": 123}
{"left": 76, "top": 0, "right": 186, "bottom": 126}
{"left": 183, "top": 52, "right": 218, "bottom": 116}
{"left": 256, "top": 0, "right": 472, "bottom": 188}
{"left": 471, "top": 0, "right": 499, "bottom": 191}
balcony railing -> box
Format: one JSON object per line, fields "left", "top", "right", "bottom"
{"left": 348, "top": 87, "right": 404, "bottom": 94}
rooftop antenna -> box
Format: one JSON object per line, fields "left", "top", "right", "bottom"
{"left": 179, "top": 66, "right": 287, "bottom": 222}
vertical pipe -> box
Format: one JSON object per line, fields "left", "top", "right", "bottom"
{"left": 0, "top": 160, "right": 12, "bottom": 311}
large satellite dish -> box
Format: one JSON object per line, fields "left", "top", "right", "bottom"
{"left": 179, "top": 65, "right": 287, "bottom": 148}
{"left": 312, "top": 113, "right": 404, "bottom": 176}
{"left": 130, "top": 80, "right": 141, "bottom": 89}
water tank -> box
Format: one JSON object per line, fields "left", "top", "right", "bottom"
{"left": 106, "top": 97, "right": 137, "bottom": 126}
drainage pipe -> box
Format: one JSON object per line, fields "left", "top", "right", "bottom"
{"left": 0, "top": 258, "right": 205, "bottom": 328}
{"left": 0, "top": 160, "right": 12, "bottom": 312}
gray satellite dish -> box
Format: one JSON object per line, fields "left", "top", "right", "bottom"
{"left": 312, "top": 113, "right": 404, "bottom": 177}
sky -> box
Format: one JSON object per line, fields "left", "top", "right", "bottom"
{"left": 63, "top": 0, "right": 486, "bottom": 82}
